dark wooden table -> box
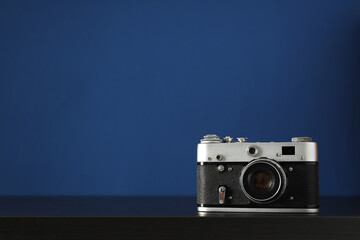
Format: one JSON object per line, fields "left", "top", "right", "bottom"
{"left": 0, "top": 196, "right": 359, "bottom": 239}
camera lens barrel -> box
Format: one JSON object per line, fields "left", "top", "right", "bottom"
{"left": 240, "top": 158, "right": 287, "bottom": 203}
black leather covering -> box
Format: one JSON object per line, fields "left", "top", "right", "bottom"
{"left": 197, "top": 162, "right": 319, "bottom": 208}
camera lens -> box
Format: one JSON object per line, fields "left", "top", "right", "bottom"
{"left": 252, "top": 172, "right": 271, "bottom": 190}
{"left": 240, "top": 159, "right": 286, "bottom": 203}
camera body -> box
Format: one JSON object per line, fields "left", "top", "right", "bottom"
{"left": 197, "top": 135, "right": 319, "bottom": 213}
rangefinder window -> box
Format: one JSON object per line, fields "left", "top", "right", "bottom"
{"left": 282, "top": 146, "right": 295, "bottom": 155}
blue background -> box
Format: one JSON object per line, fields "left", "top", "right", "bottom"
{"left": 0, "top": 0, "right": 360, "bottom": 196}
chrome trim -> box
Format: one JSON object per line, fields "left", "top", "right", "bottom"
{"left": 198, "top": 207, "right": 319, "bottom": 213}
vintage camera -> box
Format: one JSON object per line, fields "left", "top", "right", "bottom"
{"left": 197, "top": 135, "right": 319, "bottom": 213}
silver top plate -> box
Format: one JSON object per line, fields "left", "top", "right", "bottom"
{"left": 198, "top": 137, "right": 317, "bottom": 163}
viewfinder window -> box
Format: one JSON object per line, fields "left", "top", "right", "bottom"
{"left": 282, "top": 146, "right": 295, "bottom": 155}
